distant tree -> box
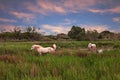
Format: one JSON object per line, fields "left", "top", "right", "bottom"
{"left": 98, "top": 30, "right": 115, "bottom": 40}
{"left": 0, "top": 25, "right": 120, "bottom": 41}
{"left": 23, "top": 26, "right": 42, "bottom": 41}
{"left": 26, "top": 26, "right": 36, "bottom": 33}
{"left": 0, "top": 32, "right": 14, "bottom": 41}
{"left": 86, "top": 30, "right": 99, "bottom": 41}
{"left": 57, "top": 33, "right": 70, "bottom": 40}
{"left": 68, "top": 26, "right": 85, "bottom": 40}
{"left": 13, "top": 27, "right": 21, "bottom": 40}
{"left": 116, "top": 33, "right": 120, "bottom": 40}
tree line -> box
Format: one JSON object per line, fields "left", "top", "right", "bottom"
{"left": 0, "top": 26, "right": 120, "bottom": 41}
{"left": 68, "top": 26, "right": 120, "bottom": 41}
{"left": 0, "top": 26, "right": 42, "bottom": 41}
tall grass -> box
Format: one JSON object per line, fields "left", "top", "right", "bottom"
{"left": 0, "top": 41, "right": 120, "bottom": 80}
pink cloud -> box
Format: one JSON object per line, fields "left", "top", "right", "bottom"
{"left": 63, "top": 0, "right": 96, "bottom": 11}
{"left": 1, "top": 0, "right": 120, "bottom": 15}
{"left": 0, "top": 4, "right": 5, "bottom": 10}
{"left": 23, "top": 0, "right": 120, "bottom": 15}
{"left": 108, "top": 6, "right": 120, "bottom": 13}
{"left": 88, "top": 6, "right": 120, "bottom": 14}
{"left": 25, "top": 0, "right": 98, "bottom": 15}
{"left": 81, "top": 24, "right": 118, "bottom": 33}
{"left": 41, "top": 24, "right": 112, "bottom": 34}
{"left": 24, "top": 2, "right": 47, "bottom": 15}
{"left": 0, "top": 3, "right": 10, "bottom": 11}
{"left": 0, "top": 24, "right": 16, "bottom": 32}
{"left": 88, "top": 9, "right": 106, "bottom": 13}
{"left": 113, "top": 17, "right": 120, "bottom": 23}
{"left": 0, "top": 18, "right": 16, "bottom": 23}
{"left": 42, "top": 24, "right": 70, "bottom": 34}
{"left": 80, "top": 24, "right": 110, "bottom": 32}
{"left": 10, "top": 11, "right": 35, "bottom": 22}
{"left": 37, "top": 0, "right": 66, "bottom": 14}
{"left": 0, "top": 24, "right": 25, "bottom": 32}
{"left": 24, "top": 0, "right": 66, "bottom": 15}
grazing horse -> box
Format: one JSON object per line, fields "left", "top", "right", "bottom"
{"left": 88, "top": 43, "right": 97, "bottom": 52}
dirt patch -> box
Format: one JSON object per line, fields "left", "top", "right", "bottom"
{"left": 76, "top": 52, "right": 89, "bottom": 58}
{"left": 0, "top": 54, "right": 26, "bottom": 63}
{"left": 50, "top": 67, "right": 60, "bottom": 77}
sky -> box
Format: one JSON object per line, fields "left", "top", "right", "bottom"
{"left": 0, "top": 0, "right": 120, "bottom": 35}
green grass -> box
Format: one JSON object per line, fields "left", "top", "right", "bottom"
{"left": 0, "top": 41, "right": 120, "bottom": 80}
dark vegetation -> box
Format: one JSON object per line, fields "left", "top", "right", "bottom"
{"left": 0, "top": 26, "right": 120, "bottom": 41}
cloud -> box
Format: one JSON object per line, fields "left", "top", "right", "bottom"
{"left": 0, "top": 24, "right": 46, "bottom": 34}
{"left": 114, "top": 28, "right": 120, "bottom": 33}
{"left": 40, "top": 19, "right": 76, "bottom": 35}
{"left": 41, "top": 24, "right": 112, "bottom": 35}
{"left": 62, "top": 0, "right": 96, "bottom": 12}
{"left": 0, "top": 3, "right": 6, "bottom": 11}
{"left": 81, "top": 24, "right": 119, "bottom": 33}
{"left": 88, "top": 6, "right": 120, "bottom": 14}
{"left": 1, "top": 0, "right": 120, "bottom": 16}
{"left": 108, "top": 6, "right": 120, "bottom": 13}
{"left": 113, "top": 17, "right": 120, "bottom": 23}
{"left": 24, "top": 0, "right": 99, "bottom": 15}
{"left": 0, "top": 25, "right": 16, "bottom": 32}
{"left": 80, "top": 24, "right": 110, "bottom": 32}
{"left": 24, "top": 0, "right": 120, "bottom": 15}
{"left": 24, "top": 2, "right": 47, "bottom": 15}
{"left": 37, "top": 0, "right": 66, "bottom": 14}
{"left": 58, "top": 18, "right": 76, "bottom": 26}
{"left": 0, "top": 24, "right": 25, "bottom": 32}
{"left": 25, "top": 0, "right": 66, "bottom": 15}
{"left": 41, "top": 24, "right": 71, "bottom": 35}
{"left": 0, "top": 18, "right": 16, "bottom": 23}
{"left": 88, "top": 9, "right": 106, "bottom": 13}
{"left": 63, "top": 19, "right": 73, "bottom": 25}
{"left": 0, "top": 2, "right": 11, "bottom": 12}
{"left": 10, "top": 11, "right": 35, "bottom": 22}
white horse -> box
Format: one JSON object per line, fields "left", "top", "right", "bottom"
{"left": 31, "top": 44, "right": 56, "bottom": 55}
{"left": 88, "top": 43, "right": 97, "bottom": 51}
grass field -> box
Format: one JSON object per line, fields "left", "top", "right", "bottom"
{"left": 0, "top": 41, "right": 120, "bottom": 80}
